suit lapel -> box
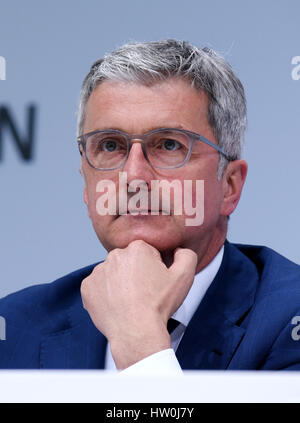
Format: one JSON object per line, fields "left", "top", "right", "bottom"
{"left": 40, "top": 288, "right": 107, "bottom": 369}
{"left": 176, "top": 241, "right": 259, "bottom": 370}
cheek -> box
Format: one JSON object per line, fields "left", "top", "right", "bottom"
{"left": 178, "top": 169, "right": 222, "bottom": 226}
{"left": 85, "top": 183, "right": 114, "bottom": 242}
{"left": 85, "top": 179, "right": 98, "bottom": 213}
{"left": 203, "top": 178, "right": 223, "bottom": 221}
{"left": 84, "top": 169, "right": 118, "bottom": 216}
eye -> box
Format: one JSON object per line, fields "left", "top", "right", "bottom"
{"left": 161, "top": 139, "right": 181, "bottom": 151}
{"left": 100, "top": 139, "right": 119, "bottom": 152}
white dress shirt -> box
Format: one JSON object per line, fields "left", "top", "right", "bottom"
{"left": 105, "top": 245, "right": 224, "bottom": 374}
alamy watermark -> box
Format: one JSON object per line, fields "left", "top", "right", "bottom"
{"left": 291, "top": 56, "right": 300, "bottom": 81}
{"left": 0, "top": 315, "right": 6, "bottom": 340}
{"left": 95, "top": 172, "right": 204, "bottom": 226}
{"left": 0, "top": 56, "right": 6, "bottom": 81}
{"left": 291, "top": 316, "right": 300, "bottom": 341}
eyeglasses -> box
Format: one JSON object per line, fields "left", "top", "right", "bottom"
{"left": 77, "top": 127, "right": 233, "bottom": 171}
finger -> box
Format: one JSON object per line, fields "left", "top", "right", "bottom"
{"left": 163, "top": 248, "right": 198, "bottom": 317}
{"left": 127, "top": 239, "right": 163, "bottom": 261}
{"left": 169, "top": 247, "right": 198, "bottom": 283}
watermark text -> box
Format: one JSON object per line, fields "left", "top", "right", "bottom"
{"left": 0, "top": 56, "right": 6, "bottom": 80}
{"left": 291, "top": 316, "right": 300, "bottom": 340}
{"left": 291, "top": 56, "right": 300, "bottom": 80}
{"left": 0, "top": 316, "right": 6, "bottom": 340}
{"left": 95, "top": 172, "right": 204, "bottom": 226}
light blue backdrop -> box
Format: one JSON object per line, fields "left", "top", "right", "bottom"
{"left": 0, "top": 0, "right": 299, "bottom": 297}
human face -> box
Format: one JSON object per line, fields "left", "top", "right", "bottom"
{"left": 81, "top": 78, "right": 244, "bottom": 269}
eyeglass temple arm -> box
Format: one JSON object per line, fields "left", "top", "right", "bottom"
{"left": 197, "top": 135, "right": 232, "bottom": 160}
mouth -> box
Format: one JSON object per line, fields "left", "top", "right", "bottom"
{"left": 116, "top": 209, "right": 171, "bottom": 218}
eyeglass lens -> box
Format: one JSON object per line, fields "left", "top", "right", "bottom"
{"left": 85, "top": 130, "right": 192, "bottom": 169}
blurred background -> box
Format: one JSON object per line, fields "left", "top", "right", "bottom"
{"left": 0, "top": 0, "right": 299, "bottom": 298}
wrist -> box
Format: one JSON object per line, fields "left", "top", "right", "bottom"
{"left": 110, "top": 323, "right": 171, "bottom": 370}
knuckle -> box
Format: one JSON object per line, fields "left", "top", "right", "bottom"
{"left": 92, "top": 262, "right": 104, "bottom": 272}
{"left": 129, "top": 239, "right": 149, "bottom": 250}
{"left": 106, "top": 248, "right": 121, "bottom": 261}
{"left": 182, "top": 248, "right": 197, "bottom": 261}
{"left": 188, "top": 248, "right": 198, "bottom": 261}
{"left": 129, "top": 239, "right": 144, "bottom": 247}
{"left": 80, "top": 275, "right": 90, "bottom": 289}
{"left": 80, "top": 278, "right": 88, "bottom": 297}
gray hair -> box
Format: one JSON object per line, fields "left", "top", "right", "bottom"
{"left": 77, "top": 39, "right": 247, "bottom": 177}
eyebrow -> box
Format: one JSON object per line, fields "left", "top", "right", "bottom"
{"left": 92, "top": 124, "right": 186, "bottom": 133}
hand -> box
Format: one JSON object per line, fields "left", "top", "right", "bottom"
{"left": 80, "top": 240, "right": 198, "bottom": 369}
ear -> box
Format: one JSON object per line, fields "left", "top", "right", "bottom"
{"left": 220, "top": 160, "right": 248, "bottom": 216}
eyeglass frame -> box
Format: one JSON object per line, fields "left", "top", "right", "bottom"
{"left": 77, "top": 127, "right": 234, "bottom": 171}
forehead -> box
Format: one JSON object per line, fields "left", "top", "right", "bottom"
{"left": 83, "top": 78, "right": 211, "bottom": 135}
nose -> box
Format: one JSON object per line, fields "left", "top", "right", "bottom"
{"left": 122, "top": 140, "right": 155, "bottom": 187}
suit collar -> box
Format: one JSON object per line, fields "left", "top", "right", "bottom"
{"left": 176, "top": 240, "right": 260, "bottom": 370}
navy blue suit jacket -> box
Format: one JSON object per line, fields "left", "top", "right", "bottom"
{"left": 1, "top": 241, "right": 300, "bottom": 370}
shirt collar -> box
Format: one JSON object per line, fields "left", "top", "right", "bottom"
{"left": 172, "top": 245, "right": 224, "bottom": 327}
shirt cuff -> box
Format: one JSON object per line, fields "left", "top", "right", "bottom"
{"left": 119, "top": 348, "right": 184, "bottom": 375}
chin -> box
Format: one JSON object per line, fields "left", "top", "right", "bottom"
{"left": 93, "top": 214, "right": 184, "bottom": 252}
{"left": 103, "top": 230, "right": 181, "bottom": 252}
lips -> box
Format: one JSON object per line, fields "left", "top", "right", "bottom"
{"left": 117, "top": 209, "right": 170, "bottom": 217}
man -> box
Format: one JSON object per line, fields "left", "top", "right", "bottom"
{"left": 1, "top": 39, "right": 300, "bottom": 372}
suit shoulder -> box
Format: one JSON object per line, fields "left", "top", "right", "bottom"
{"left": 233, "top": 241, "right": 300, "bottom": 298}
{"left": 234, "top": 242, "right": 300, "bottom": 276}
{"left": 0, "top": 262, "right": 98, "bottom": 323}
